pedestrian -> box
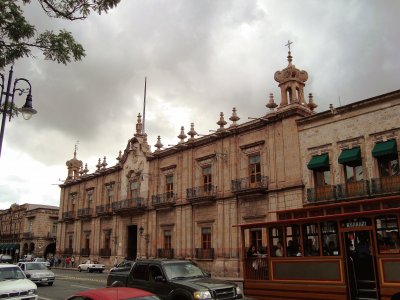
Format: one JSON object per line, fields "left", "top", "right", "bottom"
{"left": 71, "top": 256, "right": 75, "bottom": 268}
{"left": 66, "top": 256, "right": 71, "bottom": 268}
{"left": 54, "top": 256, "right": 58, "bottom": 267}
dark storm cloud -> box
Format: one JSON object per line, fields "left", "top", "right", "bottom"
{"left": 1, "top": 0, "right": 399, "bottom": 208}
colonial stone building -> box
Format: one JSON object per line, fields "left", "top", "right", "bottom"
{"left": 57, "top": 50, "right": 318, "bottom": 276}
{"left": 0, "top": 203, "right": 58, "bottom": 261}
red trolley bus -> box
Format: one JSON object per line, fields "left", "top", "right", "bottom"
{"left": 238, "top": 196, "right": 400, "bottom": 300}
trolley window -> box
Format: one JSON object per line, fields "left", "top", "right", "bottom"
{"left": 303, "top": 223, "right": 320, "bottom": 256}
{"left": 322, "top": 221, "right": 340, "bottom": 256}
{"left": 286, "top": 225, "right": 302, "bottom": 257}
{"left": 375, "top": 215, "right": 400, "bottom": 254}
{"left": 269, "top": 226, "right": 284, "bottom": 257}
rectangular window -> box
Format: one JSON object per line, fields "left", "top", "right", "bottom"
{"left": 164, "top": 230, "right": 172, "bottom": 250}
{"left": 378, "top": 156, "right": 399, "bottom": 177}
{"left": 249, "top": 155, "right": 261, "bottom": 184}
{"left": 106, "top": 184, "right": 114, "bottom": 204}
{"left": 376, "top": 215, "right": 400, "bottom": 254}
{"left": 286, "top": 225, "right": 302, "bottom": 256}
{"left": 345, "top": 164, "right": 363, "bottom": 182}
{"left": 250, "top": 229, "right": 263, "bottom": 253}
{"left": 269, "top": 226, "right": 284, "bottom": 257}
{"left": 302, "top": 223, "right": 320, "bottom": 256}
{"left": 203, "top": 167, "right": 212, "bottom": 192}
{"left": 104, "top": 230, "right": 111, "bottom": 249}
{"left": 130, "top": 181, "right": 138, "bottom": 197}
{"left": 166, "top": 175, "right": 174, "bottom": 198}
{"left": 52, "top": 222, "right": 57, "bottom": 236}
{"left": 322, "top": 222, "right": 340, "bottom": 256}
{"left": 68, "top": 235, "right": 73, "bottom": 249}
{"left": 87, "top": 190, "right": 94, "bottom": 208}
{"left": 202, "top": 227, "right": 212, "bottom": 249}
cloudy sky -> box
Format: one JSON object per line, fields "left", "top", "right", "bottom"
{"left": 0, "top": 0, "right": 399, "bottom": 210}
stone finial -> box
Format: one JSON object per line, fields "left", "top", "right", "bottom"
{"left": 135, "top": 113, "right": 143, "bottom": 136}
{"left": 79, "top": 165, "right": 84, "bottom": 176}
{"left": 308, "top": 93, "right": 317, "bottom": 111}
{"left": 216, "top": 112, "right": 227, "bottom": 131}
{"left": 96, "top": 158, "right": 102, "bottom": 172}
{"left": 154, "top": 136, "right": 163, "bottom": 152}
{"left": 187, "top": 123, "right": 197, "bottom": 141}
{"left": 266, "top": 93, "right": 278, "bottom": 113}
{"left": 178, "top": 126, "right": 187, "bottom": 144}
{"left": 83, "top": 163, "right": 89, "bottom": 175}
{"left": 116, "top": 150, "right": 122, "bottom": 162}
{"left": 101, "top": 156, "right": 108, "bottom": 169}
{"left": 229, "top": 107, "right": 240, "bottom": 127}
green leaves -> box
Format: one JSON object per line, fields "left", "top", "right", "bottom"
{"left": 0, "top": 0, "right": 121, "bottom": 67}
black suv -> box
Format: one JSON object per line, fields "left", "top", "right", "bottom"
{"left": 107, "top": 259, "right": 243, "bottom": 300}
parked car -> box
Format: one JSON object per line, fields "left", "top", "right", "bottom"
{"left": 66, "top": 287, "right": 161, "bottom": 300}
{"left": 107, "top": 259, "right": 243, "bottom": 300}
{"left": 0, "top": 263, "right": 38, "bottom": 299}
{"left": 110, "top": 260, "right": 135, "bottom": 273}
{"left": 77, "top": 260, "right": 105, "bottom": 273}
{"left": 0, "top": 254, "right": 13, "bottom": 263}
{"left": 33, "top": 257, "right": 51, "bottom": 269}
{"left": 17, "top": 262, "right": 55, "bottom": 286}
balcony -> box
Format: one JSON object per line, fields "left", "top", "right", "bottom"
{"left": 63, "top": 248, "right": 73, "bottom": 255}
{"left": 100, "top": 248, "right": 111, "bottom": 257}
{"left": 152, "top": 192, "right": 176, "bottom": 209}
{"left": 307, "top": 175, "right": 400, "bottom": 204}
{"left": 371, "top": 175, "right": 400, "bottom": 195}
{"left": 80, "top": 248, "right": 90, "bottom": 256}
{"left": 336, "top": 180, "right": 370, "bottom": 199}
{"left": 112, "top": 198, "right": 146, "bottom": 215}
{"left": 186, "top": 185, "right": 217, "bottom": 205}
{"left": 22, "top": 232, "right": 34, "bottom": 239}
{"left": 195, "top": 248, "right": 214, "bottom": 260}
{"left": 96, "top": 204, "right": 113, "bottom": 217}
{"left": 77, "top": 207, "right": 93, "bottom": 220}
{"left": 62, "top": 211, "right": 75, "bottom": 222}
{"left": 231, "top": 175, "right": 268, "bottom": 197}
{"left": 157, "top": 248, "right": 174, "bottom": 259}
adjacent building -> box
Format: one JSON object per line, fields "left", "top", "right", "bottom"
{"left": 0, "top": 203, "right": 58, "bottom": 261}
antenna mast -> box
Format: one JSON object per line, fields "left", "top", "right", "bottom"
{"left": 143, "top": 77, "right": 147, "bottom": 134}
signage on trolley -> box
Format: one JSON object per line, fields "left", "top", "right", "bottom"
{"left": 341, "top": 218, "right": 371, "bottom": 228}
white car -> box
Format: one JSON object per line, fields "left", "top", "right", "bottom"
{"left": 77, "top": 260, "right": 105, "bottom": 273}
{"left": 0, "top": 263, "right": 38, "bottom": 299}
{"left": 17, "top": 262, "right": 55, "bottom": 286}
{"left": 33, "top": 257, "right": 51, "bottom": 269}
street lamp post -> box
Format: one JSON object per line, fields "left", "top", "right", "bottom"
{"left": 0, "top": 65, "right": 37, "bottom": 157}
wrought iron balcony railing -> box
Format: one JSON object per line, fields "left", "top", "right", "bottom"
{"left": 186, "top": 185, "right": 217, "bottom": 202}
{"left": 22, "top": 232, "right": 34, "bottom": 239}
{"left": 77, "top": 207, "right": 93, "bottom": 219}
{"left": 112, "top": 198, "right": 146, "bottom": 213}
{"left": 80, "top": 248, "right": 90, "bottom": 256}
{"left": 195, "top": 248, "right": 214, "bottom": 259}
{"left": 62, "top": 211, "right": 75, "bottom": 221}
{"left": 231, "top": 175, "right": 268, "bottom": 194}
{"left": 371, "top": 175, "right": 400, "bottom": 194}
{"left": 100, "top": 248, "right": 111, "bottom": 257}
{"left": 157, "top": 248, "right": 174, "bottom": 259}
{"left": 307, "top": 185, "right": 336, "bottom": 203}
{"left": 336, "top": 180, "right": 370, "bottom": 199}
{"left": 96, "top": 204, "right": 113, "bottom": 216}
{"left": 152, "top": 192, "right": 177, "bottom": 208}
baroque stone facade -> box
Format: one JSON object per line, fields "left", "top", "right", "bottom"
{"left": 58, "top": 51, "right": 317, "bottom": 277}
{"left": 0, "top": 203, "right": 58, "bottom": 261}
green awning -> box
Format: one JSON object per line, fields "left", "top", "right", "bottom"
{"left": 8, "top": 244, "right": 20, "bottom": 250}
{"left": 307, "top": 153, "right": 329, "bottom": 170}
{"left": 372, "top": 140, "right": 397, "bottom": 157}
{"left": 338, "top": 147, "right": 361, "bottom": 165}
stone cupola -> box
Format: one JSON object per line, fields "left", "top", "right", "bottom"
{"left": 274, "top": 43, "right": 309, "bottom": 109}
{"left": 66, "top": 146, "right": 83, "bottom": 181}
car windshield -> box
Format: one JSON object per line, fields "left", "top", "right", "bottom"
{"left": 0, "top": 267, "right": 26, "bottom": 280}
{"left": 164, "top": 262, "right": 205, "bottom": 280}
{"left": 26, "top": 263, "right": 48, "bottom": 270}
